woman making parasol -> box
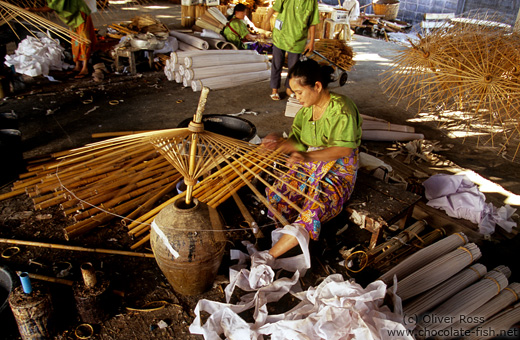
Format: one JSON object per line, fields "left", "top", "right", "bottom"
{"left": 260, "top": 58, "right": 362, "bottom": 265}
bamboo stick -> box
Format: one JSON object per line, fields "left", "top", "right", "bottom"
{"left": 0, "top": 238, "right": 154, "bottom": 258}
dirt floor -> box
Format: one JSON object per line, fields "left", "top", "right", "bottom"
{"left": 1, "top": 1, "right": 520, "bottom": 339}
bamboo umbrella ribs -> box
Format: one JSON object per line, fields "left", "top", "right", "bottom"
{"left": 4, "top": 87, "right": 329, "bottom": 249}
{"left": 380, "top": 10, "right": 520, "bottom": 159}
{"left": 0, "top": 1, "right": 90, "bottom": 44}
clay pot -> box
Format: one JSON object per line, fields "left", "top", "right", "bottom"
{"left": 150, "top": 197, "right": 226, "bottom": 296}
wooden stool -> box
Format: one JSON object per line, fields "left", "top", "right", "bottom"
{"left": 114, "top": 47, "right": 153, "bottom": 75}
{"left": 323, "top": 18, "right": 352, "bottom": 42}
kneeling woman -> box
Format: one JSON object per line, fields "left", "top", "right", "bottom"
{"left": 263, "top": 59, "right": 362, "bottom": 260}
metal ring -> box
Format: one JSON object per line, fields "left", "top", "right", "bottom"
{"left": 176, "top": 99, "right": 183, "bottom": 103}
{"left": 74, "top": 323, "right": 94, "bottom": 339}
{"left": 1, "top": 247, "right": 20, "bottom": 258}
{"left": 82, "top": 99, "right": 93, "bottom": 104}
{"left": 109, "top": 100, "right": 119, "bottom": 105}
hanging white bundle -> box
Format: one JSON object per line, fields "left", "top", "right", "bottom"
{"left": 446, "top": 282, "right": 520, "bottom": 338}
{"left": 416, "top": 267, "right": 509, "bottom": 333}
{"left": 394, "top": 243, "right": 481, "bottom": 301}
{"left": 185, "top": 62, "right": 271, "bottom": 81}
{"left": 170, "top": 49, "right": 257, "bottom": 64}
{"left": 185, "top": 53, "right": 269, "bottom": 68}
{"left": 404, "top": 263, "right": 487, "bottom": 316}
{"left": 465, "top": 301, "right": 520, "bottom": 340}
{"left": 191, "top": 70, "right": 270, "bottom": 92}
{"left": 169, "top": 30, "right": 209, "bottom": 50}
{"left": 379, "top": 232, "right": 468, "bottom": 284}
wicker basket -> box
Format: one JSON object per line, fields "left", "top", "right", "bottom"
{"left": 372, "top": 1, "right": 400, "bottom": 21}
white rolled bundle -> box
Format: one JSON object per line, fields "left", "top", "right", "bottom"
{"left": 465, "top": 301, "right": 520, "bottom": 340}
{"left": 191, "top": 70, "right": 270, "bottom": 91}
{"left": 185, "top": 53, "right": 269, "bottom": 68}
{"left": 182, "top": 76, "right": 190, "bottom": 88}
{"left": 379, "top": 233, "right": 468, "bottom": 284}
{"left": 171, "top": 49, "right": 257, "bottom": 64}
{"left": 164, "top": 59, "right": 174, "bottom": 81}
{"left": 178, "top": 64, "right": 186, "bottom": 76}
{"left": 394, "top": 243, "right": 481, "bottom": 301}
{"left": 195, "top": 18, "right": 222, "bottom": 34}
{"left": 174, "top": 71, "right": 183, "bottom": 84}
{"left": 362, "top": 130, "right": 424, "bottom": 142}
{"left": 178, "top": 41, "right": 201, "bottom": 51}
{"left": 404, "top": 263, "right": 487, "bottom": 316}
{"left": 185, "top": 62, "right": 271, "bottom": 81}
{"left": 169, "top": 30, "right": 209, "bottom": 50}
{"left": 200, "top": 36, "right": 239, "bottom": 50}
{"left": 446, "top": 282, "right": 520, "bottom": 337}
{"left": 417, "top": 267, "right": 509, "bottom": 333}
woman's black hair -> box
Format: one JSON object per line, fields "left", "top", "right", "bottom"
{"left": 227, "top": 3, "right": 247, "bottom": 20}
{"left": 288, "top": 59, "right": 335, "bottom": 89}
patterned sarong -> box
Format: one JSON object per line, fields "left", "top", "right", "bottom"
{"left": 266, "top": 148, "right": 358, "bottom": 240}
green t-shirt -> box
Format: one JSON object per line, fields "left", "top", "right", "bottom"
{"left": 47, "top": 0, "right": 91, "bottom": 29}
{"left": 289, "top": 92, "right": 362, "bottom": 152}
{"left": 272, "top": 0, "right": 320, "bottom": 54}
{"left": 222, "top": 18, "right": 249, "bottom": 50}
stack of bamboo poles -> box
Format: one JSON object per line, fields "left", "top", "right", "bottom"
{"left": 392, "top": 243, "right": 482, "bottom": 301}
{"left": 380, "top": 10, "right": 520, "bottom": 159}
{"left": 415, "top": 266, "right": 510, "bottom": 334}
{"left": 195, "top": 6, "right": 228, "bottom": 34}
{"left": 0, "top": 1, "right": 89, "bottom": 44}
{"left": 378, "top": 232, "right": 468, "bottom": 285}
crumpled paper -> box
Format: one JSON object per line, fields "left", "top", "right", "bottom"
{"left": 423, "top": 174, "right": 517, "bottom": 234}
{"left": 4, "top": 35, "right": 67, "bottom": 77}
{"left": 190, "top": 225, "right": 411, "bottom": 339}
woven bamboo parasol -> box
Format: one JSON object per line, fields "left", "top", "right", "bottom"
{"left": 380, "top": 10, "right": 520, "bottom": 159}
{"left": 2, "top": 88, "right": 327, "bottom": 249}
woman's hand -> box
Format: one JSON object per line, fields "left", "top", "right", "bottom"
{"left": 287, "top": 151, "right": 307, "bottom": 166}
{"left": 261, "top": 133, "right": 282, "bottom": 150}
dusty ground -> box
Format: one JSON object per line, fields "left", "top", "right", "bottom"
{"left": 0, "top": 1, "right": 520, "bottom": 339}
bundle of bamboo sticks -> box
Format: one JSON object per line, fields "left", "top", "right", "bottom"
{"left": 393, "top": 243, "right": 482, "bottom": 301}
{"left": 380, "top": 10, "right": 520, "bottom": 159}
{"left": 403, "top": 263, "right": 487, "bottom": 316}
{"left": 416, "top": 266, "right": 509, "bottom": 333}
{"left": 378, "top": 232, "right": 468, "bottom": 284}
{"left": 465, "top": 302, "right": 520, "bottom": 340}
{"left": 445, "top": 282, "right": 520, "bottom": 337}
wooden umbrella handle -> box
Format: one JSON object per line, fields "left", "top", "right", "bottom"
{"left": 193, "top": 86, "right": 210, "bottom": 124}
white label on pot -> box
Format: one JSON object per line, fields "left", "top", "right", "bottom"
{"left": 151, "top": 220, "right": 180, "bottom": 259}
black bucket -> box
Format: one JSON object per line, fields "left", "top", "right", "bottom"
{"left": 176, "top": 115, "right": 256, "bottom": 142}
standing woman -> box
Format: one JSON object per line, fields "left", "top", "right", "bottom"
{"left": 222, "top": 3, "right": 262, "bottom": 50}
{"left": 28, "top": 0, "right": 97, "bottom": 78}
{"left": 261, "top": 59, "right": 362, "bottom": 260}
{"left": 263, "top": 0, "right": 319, "bottom": 100}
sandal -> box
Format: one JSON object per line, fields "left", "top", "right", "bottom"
{"left": 270, "top": 93, "right": 280, "bottom": 101}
